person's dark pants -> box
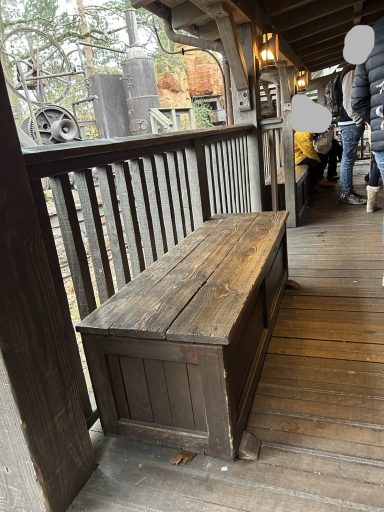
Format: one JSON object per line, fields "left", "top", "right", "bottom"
{"left": 369, "top": 156, "right": 381, "bottom": 186}
{"left": 299, "top": 157, "right": 324, "bottom": 188}
{"left": 324, "top": 139, "right": 343, "bottom": 178}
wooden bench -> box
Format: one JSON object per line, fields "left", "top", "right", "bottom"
{"left": 265, "top": 165, "right": 310, "bottom": 218}
{"left": 77, "top": 211, "right": 288, "bottom": 459}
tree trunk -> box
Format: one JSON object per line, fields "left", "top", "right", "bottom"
{"left": 76, "top": 0, "right": 95, "bottom": 76}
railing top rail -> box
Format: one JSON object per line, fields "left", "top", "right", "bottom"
{"left": 260, "top": 117, "right": 283, "bottom": 129}
{"left": 23, "top": 124, "right": 254, "bottom": 180}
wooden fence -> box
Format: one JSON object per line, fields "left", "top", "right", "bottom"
{"left": 23, "top": 123, "right": 280, "bottom": 425}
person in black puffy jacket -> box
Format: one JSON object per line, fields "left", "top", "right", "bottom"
{"left": 352, "top": 16, "right": 384, "bottom": 196}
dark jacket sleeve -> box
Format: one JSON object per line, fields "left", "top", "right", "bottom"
{"left": 351, "top": 63, "right": 370, "bottom": 123}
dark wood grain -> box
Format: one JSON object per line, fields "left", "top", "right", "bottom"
{"left": 31, "top": 179, "right": 92, "bottom": 421}
{"left": 109, "top": 215, "right": 255, "bottom": 339}
{"left": 114, "top": 161, "right": 146, "bottom": 277}
{"left": 74, "top": 168, "right": 115, "bottom": 303}
{"left": 50, "top": 174, "right": 97, "bottom": 318}
{"left": 97, "top": 164, "right": 131, "bottom": 289}
{"left": 0, "top": 61, "right": 94, "bottom": 512}
{"left": 167, "top": 212, "right": 287, "bottom": 344}
{"left": 120, "top": 357, "right": 153, "bottom": 423}
{"left": 77, "top": 218, "right": 224, "bottom": 335}
{"left": 164, "top": 362, "right": 195, "bottom": 430}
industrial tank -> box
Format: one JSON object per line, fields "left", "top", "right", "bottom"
{"left": 122, "top": 10, "right": 160, "bottom": 136}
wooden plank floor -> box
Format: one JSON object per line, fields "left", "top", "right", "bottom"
{"left": 69, "top": 161, "right": 384, "bottom": 512}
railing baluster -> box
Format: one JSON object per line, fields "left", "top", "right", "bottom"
{"left": 225, "top": 139, "right": 235, "bottom": 214}
{"left": 176, "top": 149, "right": 193, "bottom": 234}
{"left": 50, "top": 174, "right": 96, "bottom": 318}
{"left": 97, "top": 164, "right": 131, "bottom": 289}
{"left": 165, "top": 151, "right": 186, "bottom": 242}
{"left": 153, "top": 154, "right": 177, "bottom": 250}
{"left": 216, "top": 142, "right": 227, "bottom": 213}
{"left": 74, "top": 169, "right": 115, "bottom": 304}
{"left": 204, "top": 145, "right": 216, "bottom": 216}
{"left": 185, "top": 146, "right": 204, "bottom": 228}
{"left": 129, "top": 159, "right": 157, "bottom": 266}
{"left": 242, "top": 136, "right": 251, "bottom": 212}
{"left": 221, "top": 140, "right": 232, "bottom": 213}
{"left": 30, "top": 179, "right": 93, "bottom": 420}
{"left": 230, "top": 138, "right": 240, "bottom": 213}
{"left": 209, "top": 143, "right": 221, "bottom": 214}
{"left": 143, "top": 156, "right": 167, "bottom": 257}
{"left": 114, "top": 161, "right": 145, "bottom": 277}
{"left": 235, "top": 137, "right": 245, "bottom": 212}
{"left": 269, "top": 130, "right": 279, "bottom": 212}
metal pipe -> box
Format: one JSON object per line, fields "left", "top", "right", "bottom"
{"left": 162, "top": 18, "right": 224, "bottom": 55}
{"left": 78, "top": 41, "right": 125, "bottom": 54}
{"left": 22, "top": 70, "right": 85, "bottom": 82}
{"left": 126, "top": 9, "right": 139, "bottom": 46}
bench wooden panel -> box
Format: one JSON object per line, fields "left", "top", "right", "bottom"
{"left": 265, "top": 165, "right": 310, "bottom": 217}
{"left": 78, "top": 212, "right": 288, "bottom": 458}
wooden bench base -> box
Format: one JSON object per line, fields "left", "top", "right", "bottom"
{"left": 78, "top": 213, "right": 288, "bottom": 459}
{"left": 265, "top": 165, "right": 310, "bottom": 218}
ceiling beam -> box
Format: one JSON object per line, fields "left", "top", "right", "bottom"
{"left": 263, "top": 0, "right": 317, "bottom": 17}
{"left": 284, "top": 0, "right": 383, "bottom": 44}
{"left": 299, "top": 34, "right": 346, "bottom": 57}
{"left": 305, "top": 49, "right": 344, "bottom": 67}
{"left": 292, "top": 23, "right": 352, "bottom": 50}
{"left": 273, "top": 0, "right": 361, "bottom": 32}
{"left": 172, "top": 2, "right": 210, "bottom": 30}
{"left": 305, "top": 53, "right": 344, "bottom": 71}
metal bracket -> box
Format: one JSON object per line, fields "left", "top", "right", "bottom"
{"left": 238, "top": 89, "right": 251, "bottom": 111}
{"left": 283, "top": 102, "right": 292, "bottom": 112}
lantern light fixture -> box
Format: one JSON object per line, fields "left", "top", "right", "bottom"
{"left": 297, "top": 70, "right": 309, "bottom": 92}
{"left": 260, "top": 27, "right": 279, "bottom": 71}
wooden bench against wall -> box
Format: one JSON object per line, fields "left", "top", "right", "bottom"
{"left": 265, "top": 165, "right": 310, "bottom": 219}
{"left": 77, "top": 211, "right": 288, "bottom": 459}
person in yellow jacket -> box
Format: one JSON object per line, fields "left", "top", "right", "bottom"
{"left": 294, "top": 131, "right": 325, "bottom": 187}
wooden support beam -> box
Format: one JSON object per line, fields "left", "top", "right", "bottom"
{"left": 0, "top": 62, "right": 94, "bottom": 511}
{"left": 277, "top": 62, "right": 297, "bottom": 228}
{"left": 353, "top": 1, "right": 364, "bottom": 24}
{"left": 188, "top": 1, "right": 249, "bottom": 94}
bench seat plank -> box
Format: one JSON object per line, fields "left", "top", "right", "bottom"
{"left": 108, "top": 214, "right": 256, "bottom": 339}
{"left": 167, "top": 211, "right": 288, "bottom": 344}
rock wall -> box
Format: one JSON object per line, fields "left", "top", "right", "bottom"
{"left": 156, "top": 47, "right": 224, "bottom": 108}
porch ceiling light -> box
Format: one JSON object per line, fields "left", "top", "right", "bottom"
{"left": 297, "top": 70, "right": 309, "bottom": 92}
{"left": 260, "top": 28, "right": 279, "bottom": 71}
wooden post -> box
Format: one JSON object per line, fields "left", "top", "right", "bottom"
{"left": 0, "top": 62, "right": 94, "bottom": 510}
{"left": 278, "top": 61, "right": 298, "bottom": 228}
{"left": 232, "top": 23, "right": 266, "bottom": 211}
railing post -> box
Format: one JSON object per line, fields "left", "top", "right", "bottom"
{"left": 278, "top": 61, "right": 298, "bottom": 228}
{"left": 247, "top": 127, "right": 265, "bottom": 212}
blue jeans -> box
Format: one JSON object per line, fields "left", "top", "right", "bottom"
{"left": 339, "top": 124, "right": 364, "bottom": 196}
{"left": 373, "top": 151, "right": 384, "bottom": 181}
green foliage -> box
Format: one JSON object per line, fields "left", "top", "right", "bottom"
{"left": 193, "top": 102, "right": 214, "bottom": 128}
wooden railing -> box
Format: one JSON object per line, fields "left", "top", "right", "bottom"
{"left": 23, "top": 124, "right": 263, "bottom": 425}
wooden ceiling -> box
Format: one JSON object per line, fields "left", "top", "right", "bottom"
{"left": 132, "top": 0, "right": 384, "bottom": 71}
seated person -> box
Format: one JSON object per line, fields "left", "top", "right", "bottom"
{"left": 313, "top": 127, "right": 341, "bottom": 180}
{"left": 294, "top": 131, "right": 324, "bottom": 188}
